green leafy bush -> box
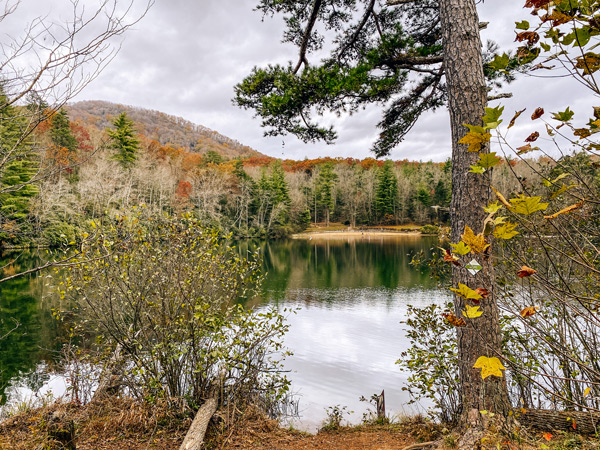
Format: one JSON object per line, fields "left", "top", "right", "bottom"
{"left": 61, "top": 213, "right": 290, "bottom": 411}
{"left": 397, "top": 303, "right": 461, "bottom": 425}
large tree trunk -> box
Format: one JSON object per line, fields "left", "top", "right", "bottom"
{"left": 439, "top": 0, "right": 512, "bottom": 431}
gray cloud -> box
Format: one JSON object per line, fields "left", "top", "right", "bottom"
{"left": 10, "top": 0, "right": 591, "bottom": 161}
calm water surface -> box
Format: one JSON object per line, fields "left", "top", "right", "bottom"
{"left": 0, "top": 235, "right": 449, "bottom": 430}
{"left": 241, "top": 235, "right": 449, "bottom": 430}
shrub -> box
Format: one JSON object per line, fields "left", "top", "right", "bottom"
{"left": 60, "top": 213, "right": 290, "bottom": 412}
{"left": 419, "top": 224, "right": 439, "bottom": 235}
{"left": 396, "top": 303, "right": 461, "bottom": 425}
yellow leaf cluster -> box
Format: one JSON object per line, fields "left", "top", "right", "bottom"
{"left": 461, "top": 226, "right": 489, "bottom": 253}
{"left": 493, "top": 221, "right": 519, "bottom": 240}
{"left": 463, "top": 305, "right": 483, "bottom": 318}
{"left": 450, "top": 241, "right": 471, "bottom": 256}
{"left": 450, "top": 283, "right": 483, "bottom": 300}
{"left": 473, "top": 356, "right": 506, "bottom": 380}
{"left": 458, "top": 131, "right": 492, "bottom": 152}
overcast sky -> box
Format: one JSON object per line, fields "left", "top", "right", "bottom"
{"left": 10, "top": 0, "right": 598, "bottom": 161}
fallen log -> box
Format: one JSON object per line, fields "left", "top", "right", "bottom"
{"left": 519, "top": 408, "right": 600, "bottom": 434}
{"left": 179, "top": 397, "right": 219, "bottom": 450}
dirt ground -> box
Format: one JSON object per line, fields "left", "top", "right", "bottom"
{"left": 0, "top": 399, "right": 425, "bottom": 450}
{"left": 219, "top": 425, "right": 416, "bottom": 450}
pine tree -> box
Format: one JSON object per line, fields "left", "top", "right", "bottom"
{"left": 315, "top": 163, "right": 337, "bottom": 227}
{"left": 0, "top": 89, "right": 39, "bottom": 243}
{"left": 50, "top": 108, "right": 78, "bottom": 153}
{"left": 108, "top": 112, "right": 139, "bottom": 169}
{"left": 374, "top": 160, "right": 398, "bottom": 222}
{"left": 48, "top": 108, "right": 78, "bottom": 174}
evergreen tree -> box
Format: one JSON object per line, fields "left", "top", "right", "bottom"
{"left": 48, "top": 108, "right": 78, "bottom": 175}
{"left": 0, "top": 89, "right": 39, "bottom": 242}
{"left": 374, "top": 160, "right": 398, "bottom": 221}
{"left": 50, "top": 108, "right": 78, "bottom": 153}
{"left": 108, "top": 112, "right": 139, "bottom": 169}
{"left": 315, "top": 163, "right": 337, "bottom": 226}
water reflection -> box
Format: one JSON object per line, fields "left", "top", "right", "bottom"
{"left": 238, "top": 236, "right": 449, "bottom": 431}
{"left": 0, "top": 252, "right": 61, "bottom": 404}
{"left": 0, "top": 236, "right": 449, "bottom": 430}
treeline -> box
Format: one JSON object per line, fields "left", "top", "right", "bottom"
{"left": 2, "top": 106, "right": 537, "bottom": 246}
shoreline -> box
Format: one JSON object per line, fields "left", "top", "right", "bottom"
{"left": 291, "top": 229, "right": 431, "bottom": 239}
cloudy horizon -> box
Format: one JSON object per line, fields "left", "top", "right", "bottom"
{"left": 8, "top": 0, "right": 597, "bottom": 161}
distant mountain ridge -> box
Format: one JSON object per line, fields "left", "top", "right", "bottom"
{"left": 66, "top": 100, "right": 264, "bottom": 159}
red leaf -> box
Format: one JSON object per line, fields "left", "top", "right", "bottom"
{"left": 531, "top": 107, "right": 544, "bottom": 120}
{"left": 475, "top": 288, "right": 490, "bottom": 298}
{"left": 517, "top": 266, "right": 537, "bottom": 278}
{"left": 525, "top": 131, "right": 540, "bottom": 142}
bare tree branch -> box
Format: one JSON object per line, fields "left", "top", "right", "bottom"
{"left": 293, "top": 0, "right": 323, "bottom": 74}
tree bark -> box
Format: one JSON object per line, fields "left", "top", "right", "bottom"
{"left": 439, "top": 0, "right": 512, "bottom": 429}
{"left": 179, "top": 397, "right": 219, "bottom": 450}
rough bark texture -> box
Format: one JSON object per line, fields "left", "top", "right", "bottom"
{"left": 439, "top": 0, "right": 512, "bottom": 428}
{"left": 91, "top": 343, "right": 124, "bottom": 403}
{"left": 520, "top": 409, "right": 600, "bottom": 435}
{"left": 179, "top": 397, "right": 219, "bottom": 450}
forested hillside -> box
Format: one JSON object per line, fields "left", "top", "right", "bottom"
{"left": 2, "top": 103, "right": 540, "bottom": 247}
{"left": 66, "top": 100, "right": 263, "bottom": 159}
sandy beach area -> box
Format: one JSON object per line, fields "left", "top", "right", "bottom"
{"left": 291, "top": 229, "right": 425, "bottom": 239}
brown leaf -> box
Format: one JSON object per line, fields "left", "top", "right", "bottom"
{"left": 520, "top": 306, "right": 538, "bottom": 317}
{"left": 516, "top": 143, "right": 533, "bottom": 154}
{"left": 544, "top": 201, "right": 584, "bottom": 219}
{"left": 475, "top": 288, "right": 490, "bottom": 298}
{"left": 515, "top": 31, "right": 540, "bottom": 45}
{"left": 442, "top": 312, "right": 466, "bottom": 327}
{"left": 531, "top": 107, "right": 544, "bottom": 120}
{"left": 517, "top": 266, "right": 537, "bottom": 278}
{"left": 525, "top": 131, "right": 540, "bottom": 142}
{"left": 508, "top": 109, "right": 526, "bottom": 129}
{"left": 443, "top": 248, "right": 462, "bottom": 266}
{"left": 524, "top": 0, "right": 551, "bottom": 8}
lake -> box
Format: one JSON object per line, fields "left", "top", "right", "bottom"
{"left": 0, "top": 234, "right": 449, "bottom": 430}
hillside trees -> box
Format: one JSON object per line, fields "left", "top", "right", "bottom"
{"left": 235, "top": 0, "right": 516, "bottom": 434}
{"left": 108, "top": 112, "right": 140, "bottom": 169}
{"left": 0, "top": 0, "right": 151, "bottom": 271}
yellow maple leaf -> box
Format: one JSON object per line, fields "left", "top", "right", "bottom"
{"left": 493, "top": 221, "right": 519, "bottom": 240}
{"left": 450, "top": 283, "right": 483, "bottom": 300}
{"left": 461, "top": 225, "right": 489, "bottom": 253}
{"left": 458, "top": 131, "right": 492, "bottom": 152}
{"left": 463, "top": 305, "right": 483, "bottom": 318}
{"left": 473, "top": 356, "right": 506, "bottom": 380}
{"left": 450, "top": 241, "right": 471, "bottom": 256}
{"left": 509, "top": 195, "right": 549, "bottom": 215}
{"left": 484, "top": 201, "right": 503, "bottom": 214}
